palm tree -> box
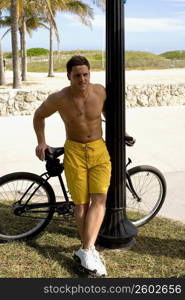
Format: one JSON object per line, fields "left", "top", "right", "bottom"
{"left": 0, "top": 38, "right": 6, "bottom": 85}
{"left": 0, "top": 25, "right": 12, "bottom": 85}
{"left": 19, "top": 1, "right": 51, "bottom": 81}
{"left": 28, "top": 0, "right": 104, "bottom": 77}
{"left": 17, "top": 0, "right": 60, "bottom": 79}
{"left": 1, "top": 0, "right": 58, "bottom": 85}
{"left": 0, "top": 12, "right": 6, "bottom": 85}
{"left": 11, "top": 0, "right": 21, "bottom": 88}
{"left": 44, "top": 0, "right": 94, "bottom": 77}
{"left": 20, "top": 14, "right": 49, "bottom": 80}
{"left": 0, "top": 0, "right": 27, "bottom": 84}
{"left": 2, "top": 0, "right": 105, "bottom": 86}
{"left": 0, "top": 1, "right": 10, "bottom": 85}
{"left": 0, "top": 13, "right": 48, "bottom": 81}
{"left": 19, "top": 1, "right": 27, "bottom": 81}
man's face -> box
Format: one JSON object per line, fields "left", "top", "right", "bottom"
{"left": 67, "top": 65, "right": 90, "bottom": 91}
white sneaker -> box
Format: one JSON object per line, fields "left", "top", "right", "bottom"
{"left": 91, "top": 246, "right": 107, "bottom": 276}
{"left": 74, "top": 246, "right": 107, "bottom": 276}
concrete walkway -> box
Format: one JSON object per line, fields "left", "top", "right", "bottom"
{"left": 0, "top": 105, "right": 185, "bottom": 223}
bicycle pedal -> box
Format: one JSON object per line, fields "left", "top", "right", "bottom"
{"left": 56, "top": 206, "right": 69, "bottom": 215}
{"left": 56, "top": 203, "right": 74, "bottom": 215}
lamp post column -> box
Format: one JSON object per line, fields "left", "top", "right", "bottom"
{"left": 97, "top": 0, "right": 137, "bottom": 249}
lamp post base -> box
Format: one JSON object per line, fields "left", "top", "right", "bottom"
{"left": 96, "top": 236, "right": 136, "bottom": 250}
{"left": 96, "top": 208, "right": 138, "bottom": 249}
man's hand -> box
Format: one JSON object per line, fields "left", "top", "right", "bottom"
{"left": 35, "top": 143, "right": 52, "bottom": 161}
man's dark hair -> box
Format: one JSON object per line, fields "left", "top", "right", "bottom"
{"left": 66, "top": 55, "right": 90, "bottom": 73}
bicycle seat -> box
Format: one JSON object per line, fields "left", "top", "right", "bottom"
{"left": 45, "top": 147, "right": 64, "bottom": 161}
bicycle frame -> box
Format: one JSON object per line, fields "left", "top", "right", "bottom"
{"left": 41, "top": 171, "right": 69, "bottom": 202}
{"left": 14, "top": 157, "right": 71, "bottom": 215}
{"left": 14, "top": 156, "right": 141, "bottom": 216}
{"left": 126, "top": 159, "right": 142, "bottom": 202}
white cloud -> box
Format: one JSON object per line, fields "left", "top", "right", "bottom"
{"left": 62, "top": 13, "right": 105, "bottom": 28}
{"left": 175, "top": 10, "right": 185, "bottom": 14}
{"left": 62, "top": 13, "right": 185, "bottom": 34}
{"left": 164, "top": 0, "right": 185, "bottom": 2}
{"left": 163, "top": 0, "right": 185, "bottom": 6}
{"left": 125, "top": 17, "right": 185, "bottom": 32}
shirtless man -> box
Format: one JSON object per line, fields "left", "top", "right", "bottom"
{"left": 33, "top": 55, "right": 134, "bottom": 277}
{"left": 34, "top": 56, "right": 111, "bottom": 276}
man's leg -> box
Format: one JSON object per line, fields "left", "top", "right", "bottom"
{"left": 82, "top": 193, "right": 107, "bottom": 249}
{"left": 74, "top": 202, "right": 89, "bottom": 243}
{"left": 74, "top": 194, "right": 106, "bottom": 248}
{"left": 74, "top": 193, "right": 108, "bottom": 276}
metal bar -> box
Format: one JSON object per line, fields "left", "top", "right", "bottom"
{"left": 97, "top": 0, "right": 137, "bottom": 249}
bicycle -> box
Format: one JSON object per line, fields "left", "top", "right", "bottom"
{"left": 0, "top": 141, "right": 167, "bottom": 242}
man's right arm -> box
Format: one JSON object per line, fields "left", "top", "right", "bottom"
{"left": 33, "top": 93, "right": 59, "bottom": 161}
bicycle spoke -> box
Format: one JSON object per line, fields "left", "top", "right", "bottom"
{"left": 126, "top": 166, "right": 166, "bottom": 227}
{"left": 0, "top": 173, "right": 54, "bottom": 240}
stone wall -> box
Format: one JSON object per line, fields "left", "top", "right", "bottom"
{"left": 1, "top": 83, "right": 185, "bottom": 116}
{"left": 126, "top": 84, "right": 185, "bottom": 108}
{"left": 0, "top": 89, "right": 54, "bottom": 116}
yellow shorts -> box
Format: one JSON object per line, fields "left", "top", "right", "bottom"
{"left": 64, "top": 138, "right": 111, "bottom": 205}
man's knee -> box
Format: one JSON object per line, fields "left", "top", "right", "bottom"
{"left": 91, "top": 193, "right": 107, "bottom": 206}
{"left": 74, "top": 203, "right": 89, "bottom": 219}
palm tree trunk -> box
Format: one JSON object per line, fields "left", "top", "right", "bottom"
{"left": 21, "top": 15, "right": 27, "bottom": 81}
{"left": 48, "top": 23, "right": 54, "bottom": 77}
{"left": 11, "top": 0, "right": 21, "bottom": 88}
{"left": 0, "top": 37, "right": 6, "bottom": 85}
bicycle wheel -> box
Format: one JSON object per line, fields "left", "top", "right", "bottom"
{"left": 0, "top": 172, "right": 55, "bottom": 241}
{"left": 126, "top": 165, "right": 167, "bottom": 227}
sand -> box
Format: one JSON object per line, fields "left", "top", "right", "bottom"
{"left": 1, "top": 68, "right": 185, "bottom": 91}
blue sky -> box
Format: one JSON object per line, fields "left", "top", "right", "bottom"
{"left": 2, "top": 0, "right": 185, "bottom": 54}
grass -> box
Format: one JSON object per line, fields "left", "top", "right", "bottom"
{"left": 26, "top": 58, "right": 104, "bottom": 73}
{"left": 5, "top": 49, "right": 185, "bottom": 72}
{"left": 6, "top": 50, "right": 105, "bottom": 73}
{"left": 160, "top": 50, "right": 185, "bottom": 60}
{"left": 0, "top": 214, "right": 184, "bottom": 278}
{"left": 125, "top": 51, "right": 165, "bottom": 70}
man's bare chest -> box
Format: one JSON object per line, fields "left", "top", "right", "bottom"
{"left": 59, "top": 97, "right": 103, "bottom": 120}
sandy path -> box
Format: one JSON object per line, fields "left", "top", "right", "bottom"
{"left": 1, "top": 68, "right": 185, "bottom": 91}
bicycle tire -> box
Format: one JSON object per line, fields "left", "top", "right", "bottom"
{"left": 126, "top": 165, "right": 167, "bottom": 227}
{"left": 0, "top": 172, "right": 55, "bottom": 241}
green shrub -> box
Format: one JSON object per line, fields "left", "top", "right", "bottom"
{"left": 126, "top": 51, "right": 160, "bottom": 60}
{"left": 159, "top": 50, "right": 185, "bottom": 60}
{"left": 4, "top": 52, "right": 12, "bottom": 59}
{"left": 27, "top": 48, "right": 49, "bottom": 57}
{"left": 125, "top": 51, "right": 165, "bottom": 69}
{"left": 5, "top": 49, "right": 185, "bottom": 72}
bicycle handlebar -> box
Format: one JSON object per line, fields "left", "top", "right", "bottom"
{"left": 124, "top": 136, "right": 136, "bottom": 146}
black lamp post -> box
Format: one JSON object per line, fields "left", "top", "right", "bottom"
{"left": 97, "top": 0, "right": 138, "bottom": 249}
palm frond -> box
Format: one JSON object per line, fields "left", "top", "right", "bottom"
{"left": 37, "top": 0, "right": 60, "bottom": 44}
{"left": 91, "top": 0, "right": 105, "bottom": 10}
{"left": 0, "top": 15, "right": 11, "bottom": 26}
{"left": 26, "top": 17, "right": 49, "bottom": 36}
{"left": 0, "top": 0, "right": 10, "bottom": 11}
{"left": 0, "top": 27, "right": 11, "bottom": 40}
{"left": 58, "top": 0, "right": 94, "bottom": 28}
